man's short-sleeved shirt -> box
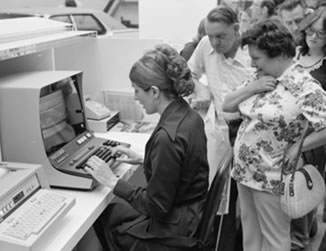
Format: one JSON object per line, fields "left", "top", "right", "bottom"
{"left": 188, "top": 36, "right": 252, "bottom": 119}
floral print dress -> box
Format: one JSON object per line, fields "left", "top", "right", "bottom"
{"left": 232, "top": 63, "right": 326, "bottom": 194}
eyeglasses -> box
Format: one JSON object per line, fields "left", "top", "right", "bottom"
{"left": 306, "top": 26, "right": 326, "bottom": 39}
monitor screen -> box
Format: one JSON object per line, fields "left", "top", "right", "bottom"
{"left": 39, "top": 76, "right": 86, "bottom": 156}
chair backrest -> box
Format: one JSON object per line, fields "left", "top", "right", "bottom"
{"left": 158, "top": 151, "right": 233, "bottom": 250}
{"left": 194, "top": 150, "right": 233, "bottom": 249}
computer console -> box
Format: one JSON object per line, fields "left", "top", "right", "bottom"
{"left": 0, "top": 71, "right": 130, "bottom": 190}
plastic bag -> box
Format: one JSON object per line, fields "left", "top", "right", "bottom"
{"left": 203, "top": 102, "right": 232, "bottom": 186}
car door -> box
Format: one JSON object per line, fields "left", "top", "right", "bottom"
{"left": 50, "top": 14, "right": 74, "bottom": 27}
{"left": 50, "top": 13, "right": 108, "bottom": 36}
{"left": 72, "top": 14, "right": 108, "bottom": 36}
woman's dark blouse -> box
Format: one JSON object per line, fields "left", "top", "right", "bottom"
{"left": 113, "top": 98, "right": 209, "bottom": 239}
{"left": 302, "top": 56, "right": 326, "bottom": 172}
{"left": 311, "top": 58, "right": 326, "bottom": 89}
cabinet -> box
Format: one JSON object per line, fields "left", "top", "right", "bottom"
{"left": 0, "top": 17, "right": 96, "bottom": 76}
{"left": 0, "top": 17, "right": 96, "bottom": 161}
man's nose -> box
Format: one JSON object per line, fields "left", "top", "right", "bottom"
{"left": 211, "top": 38, "right": 220, "bottom": 46}
{"left": 291, "top": 23, "right": 299, "bottom": 33}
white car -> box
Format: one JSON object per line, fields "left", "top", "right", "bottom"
{"left": 0, "top": 7, "right": 131, "bottom": 37}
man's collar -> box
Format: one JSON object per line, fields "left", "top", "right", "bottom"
{"left": 208, "top": 46, "right": 215, "bottom": 55}
{"left": 208, "top": 41, "right": 241, "bottom": 60}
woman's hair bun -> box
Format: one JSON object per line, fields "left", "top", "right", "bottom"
{"left": 155, "top": 44, "right": 194, "bottom": 97}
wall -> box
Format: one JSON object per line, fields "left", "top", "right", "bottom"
{"left": 139, "top": 0, "right": 217, "bottom": 44}
{"left": 54, "top": 36, "right": 163, "bottom": 98}
{"left": 54, "top": 36, "right": 163, "bottom": 121}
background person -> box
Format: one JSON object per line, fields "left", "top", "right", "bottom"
{"left": 306, "top": 0, "right": 325, "bottom": 9}
{"left": 188, "top": 5, "right": 252, "bottom": 251}
{"left": 239, "top": 9, "right": 252, "bottom": 34}
{"left": 84, "top": 44, "right": 209, "bottom": 251}
{"left": 249, "top": 0, "right": 279, "bottom": 24}
{"left": 280, "top": 5, "right": 326, "bottom": 251}
{"left": 223, "top": 19, "right": 326, "bottom": 251}
{"left": 278, "top": 0, "right": 311, "bottom": 44}
{"left": 297, "top": 7, "right": 326, "bottom": 251}
{"left": 180, "top": 18, "right": 206, "bottom": 61}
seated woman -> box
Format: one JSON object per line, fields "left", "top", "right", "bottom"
{"left": 84, "top": 44, "right": 209, "bottom": 251}
{"left": 223, "top": 20, "right": 326, "bottom": 251}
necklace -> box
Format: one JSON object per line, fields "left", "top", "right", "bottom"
{"left": 301, "top": 55, "right": 325, "bottom": 71}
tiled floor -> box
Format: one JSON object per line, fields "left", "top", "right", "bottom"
{"left": 303, "top": 202, "right": 326, "bottom": 251}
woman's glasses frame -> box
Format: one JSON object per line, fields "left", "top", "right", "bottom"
{"left": 306, "top": 26, "right": 326, "bottom": 39}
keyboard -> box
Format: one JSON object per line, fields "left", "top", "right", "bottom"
{"left": 76, "top": 139, "right": 130, "bottom": 171}
{"left": 0, "top": 189, "right": 75, "bottom": 247}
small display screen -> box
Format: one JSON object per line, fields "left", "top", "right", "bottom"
{"left": 13, "top": 191, "right": 24, "bottom": 204}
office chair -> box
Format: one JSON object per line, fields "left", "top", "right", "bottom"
{"left": 162, "top": 151, "right": 233, "bottom": 251}
{"left": 193, "top": 150, "right": 233, "bottom": 251}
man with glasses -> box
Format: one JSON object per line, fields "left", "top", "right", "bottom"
{"left": 188, "top": 5, "right": 252, "bottom": 251}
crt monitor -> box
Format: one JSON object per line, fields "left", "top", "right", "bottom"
{"left": 0, "top": 71, "right": 122, "bottom": 190}
{"left": 40, "top": 75, "right": 84, "bottom": 156}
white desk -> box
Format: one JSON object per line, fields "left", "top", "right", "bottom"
{"left": 36, "top": 132, "right": 150, "bottom": 251}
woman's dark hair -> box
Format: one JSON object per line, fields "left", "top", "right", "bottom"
{"left": 129, "top": 44, "right": 194, "bottom": 98}
{"left": 241, "top": 19, "right": 296, "bottom": 58}
{"left": 261, "top": 0, "right": 277, "bottom": 17}
{"left": 299, "top": 7, "right": 326, "bottom": 56}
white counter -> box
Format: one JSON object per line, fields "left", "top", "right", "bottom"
{"left": 37, "top": 132, "right": 150, "bottom": 251}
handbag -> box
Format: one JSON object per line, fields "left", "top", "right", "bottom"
{"left": 280, "top": 122, "right": 326, "bottom": 219}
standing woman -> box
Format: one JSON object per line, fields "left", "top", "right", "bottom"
{"left": 85, "top": 44, "right": 209, "bottom": 251}
{"left": 297, "top": 6, "right": 326, "bottom": 89}
{"left": 223, "top": 20, "right": 326, "bottom": 251}
{"left": 293, "top": 4, "right": 326, "bottom": 244}
{"left": 297, "top": 7, "right": 326, "bottom": 251}
{"left": 297, "top": 3, "right": 326, "bottom": 222}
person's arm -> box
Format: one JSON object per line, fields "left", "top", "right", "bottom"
{"left": 293, "top": 79, "right": 326, "bottom": 160}
{"left": 84, "top": 146, "right": 143, "bottom": 189}
{"left": 187, "top": 38, "right": 211, "bottom": 111}
{"left": 111, "top": 145, "right": 143, "bottom": 165}
{"left": 84, "top": 157, "right": 118, "bottom": 189}
{"left": 113, "top": 130, "right": 184, "bottom": 219}
{"left": 223, "top": 75, "right": 277, "bottom": 113}
{"left": 189, "top": 78, "right": 211, "bottom": 111}
{"left": 302, "top": 127, "right": 326, "bottom": 152}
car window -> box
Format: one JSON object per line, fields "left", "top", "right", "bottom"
{"left": 50, "top": 15, "right": 73, "bottom": 25}
{"left": 72, "top": 14, "right": 106, "bottom": 35}
{"left": 0, "top": 13, "right": 32, "bottom": 19}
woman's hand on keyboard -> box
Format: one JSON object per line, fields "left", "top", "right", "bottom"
{"left": 84, "top": 156, "right": 118, "bottom": 189}
{"left": 111, "top": 146, "right": 143, "bottom": 165}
